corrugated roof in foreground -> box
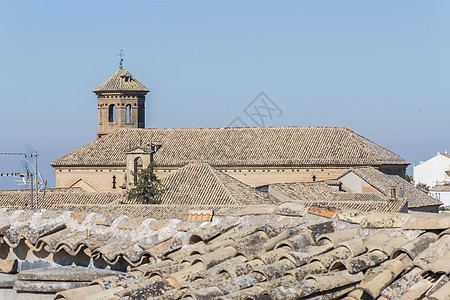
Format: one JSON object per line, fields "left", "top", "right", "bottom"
{"left": 51, "top": 127, "right": 409, "bottom": 168}
{"left": 1, "top": 205, "right": 447, "bottom": 299}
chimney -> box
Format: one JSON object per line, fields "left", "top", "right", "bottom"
{"left": 445, "top": 150, "right": 448, "bottom": 154}
{"left": 390, "top": 186, "right": 397, "bottom": 200}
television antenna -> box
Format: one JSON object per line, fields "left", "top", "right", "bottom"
{"left": 0, "top": 148, "right": 47, "bottom": 209}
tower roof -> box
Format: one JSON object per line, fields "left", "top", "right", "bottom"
{"left": 92, "top": 69, "right": 150, "bottom": 93}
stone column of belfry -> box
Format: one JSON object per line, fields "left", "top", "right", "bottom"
{"left": 117, "top": 103, "right": 125, "bottom": 126}
{"left": 92, "top": 69, "right": 150, "bottom": 139}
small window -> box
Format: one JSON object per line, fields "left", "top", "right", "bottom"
{"left": 126, "top": 104, "right": 131, "bottom": 123}
{"left": 108, "top": 104, "right": 116, "bottom": 122}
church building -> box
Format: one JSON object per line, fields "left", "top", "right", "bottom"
{"left": 51, "top": 66, "right": 410, "bottom": 193}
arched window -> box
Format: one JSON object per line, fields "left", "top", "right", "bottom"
{"left": 133, "top": 157, "right": 142, "bottom": 184}
{"left": 126, "top": 104, "right": 131, "bottom": 123}
{"left": 108, "top": 104, "right": 116, "bottom": 122}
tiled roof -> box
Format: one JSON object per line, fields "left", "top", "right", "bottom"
{"left": 431, "top": 185, "right": 450, "bottom": 192}
{"left": 343, "top": 167, "right": 442, "bottom": 208}
{"left": 92, "top": 69, "right": 150, "bottom": 93}
{"left": 299, "top": 199, "right": 407, "bottom": 212}
{"left": 0, "top": 164, "right": 276, "bottom": 220}
{"left": 270, "top": 182, "right": 338, "bottom": 202}
{"left": 3, "top": 206, "right": 443, "bottom": 299}
{"left": 51, "top": 127, "right": 409, "bottom": 168}
{"left": 0, "top": 193, "right": 247, "bottom": 220}
{"left": 0, "top": 191, "right": 122, "bottom": 210}
{"left": 47, "top": 204, "right": 246, "bottom": 220}
{"left": 156, "top": 163, "right": 279, "bottom": 206}
{"left": 268, "top": 182, "right": 407, "bottom": 212}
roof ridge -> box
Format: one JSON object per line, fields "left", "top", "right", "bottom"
{"left": 160, "top": 163, "right": 240, "bottom": 206}
{"left": 349, "top": 167, "right": 387, "bottom": 195}
{"left": 92, "top": 69, "right": 149, "bottom": 93}
{"left": 344, "top": 128, "right": 380, "bottom": 163}
{"left": 117, "top": 126, "right": 352, "bottom": 131}
{"left": 203, "top": 163, "right": 240, "bottom": 205}
{"left": 54, "top": 127, "right": 408, "bottom": 168}
{"left": 51, "top": 129, "right": 121, "bottom": 166}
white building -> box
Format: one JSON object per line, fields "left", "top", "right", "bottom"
{"left": 413, "top": 151, "right": 450, "bottom": 187}
{"left": 429, "top": 185, "right": 450, "bottom": 207}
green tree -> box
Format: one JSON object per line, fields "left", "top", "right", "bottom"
{"left": 405, "top": 174, "right": 414, "bottom": 184}
{"left": 415, "top": 182, "right": 430, "bottom": 193}
{"left": 126, "top": 163, "right": 165, "bottom": 204}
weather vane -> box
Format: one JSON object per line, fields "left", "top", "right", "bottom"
{"left": 117, "top": 49, "right": 125, "bottom": 69}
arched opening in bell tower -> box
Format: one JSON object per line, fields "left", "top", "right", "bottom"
{"left": 108, "top": 104, "right": 116, "bottom": 122}
{"left": 126, "top": 104, "right": 131, "bottom": 123}
{"left": 133, "top": 156, "right": 142, "bottom": 184}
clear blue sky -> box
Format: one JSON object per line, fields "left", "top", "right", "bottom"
{"left": 1, "top": 1, "right": 449, "bottom": 189}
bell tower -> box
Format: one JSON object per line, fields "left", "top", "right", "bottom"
{"left": 92, "top": 58, "right": 150, "bottom": 139}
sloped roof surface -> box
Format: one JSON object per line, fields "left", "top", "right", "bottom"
{"left": 270, "top": 182, "right": 337, "bottom": 202}
{"left": 156, "top": 163, "right": 279, "bottom": 206}
{"left": 92, "top": 69, "right": 149, "bottom": 93}
{"left": 431, "top": 185, "right": 450, "bottom": 192}
{"left": 2, "top": 206, "right": 445, "bottom": 299}
{"left": 269, "top": 182, "right": 406, "bottom": 212}
{"left": 51, "top": 127, "right": 409, "bottom": 168}
{"left": 0, "top": 190, "right": 122, "bottom": 210}
{"left": 344, "top": 167, "right": 442, "bottom": 208}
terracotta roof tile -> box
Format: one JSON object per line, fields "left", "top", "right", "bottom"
{"left": 307, "top": 206, "right": 340, "bottom": 218}
{"left": 268, "top": 181, "right": 408, "bottom": 212}
{"left": 154, "top": 163, "right": 278, "bottom": 206}
{"left": 342, "top": 166, "right": 442, "bottom": 208}
{"left": 0, "top": 205, "right": 449, "bottom": 299}
{"left": 92, "top": 69, "right": 149, "bottom": 93}
{"left": 51, "top": 127, "right": 409, "bottom": 168}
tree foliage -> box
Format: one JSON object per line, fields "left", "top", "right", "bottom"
{"left": 405, "top": 174, "right": 414, "bottom": 184}
{"left": 125, "top": 163, "right": 165, "bottom": 204}
{"left": 415, "top": 182, "right": 430, "bottom": 193}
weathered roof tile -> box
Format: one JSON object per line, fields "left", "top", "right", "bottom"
{"left": 52, "top": 127, "right": 409, "bottom": 168}
{"left": 0, "top": 205, "right": 448, "bottom": 299}
{"left": 92, "top": 69, "right": 149, "bottom": 93}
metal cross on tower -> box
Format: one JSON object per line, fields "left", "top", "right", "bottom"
{"left": 117, "top": 49, "right": 125, "bottom": 69}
